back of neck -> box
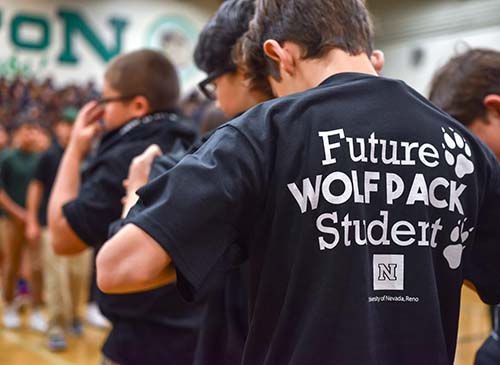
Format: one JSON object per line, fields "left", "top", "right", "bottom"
{"left": 300, "top": 49, "right": 378, "bottom": 89}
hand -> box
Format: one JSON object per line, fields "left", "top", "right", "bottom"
{"left": 126, "top": 145, "right": 163, "bottom": 195}
{"left": 12, "top": 208, "right": 27, "bottom": 224}
{"left": 68, "top": 101, "right": 105, "bottom": 159}
{"left": 121, "top": 145, "right": 162, "bottom": 218}
{"left": 26, "top": 220, "right": 41, "bottom": 248}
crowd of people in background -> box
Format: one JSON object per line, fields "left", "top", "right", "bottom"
{"left": 0, "top": 73, "right": 219, "bottom": 353}
{"left": 0, "top": 75, "right": 212, "bottom": 133}
{"left": 0, "top": 76, "right": 99, "bottom": 131}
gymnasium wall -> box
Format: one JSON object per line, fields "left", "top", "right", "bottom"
{"left": 0, "top": 0, "right": 219, "bottom": 91}
{"left": 372, "top": 0, "right": 500, "bottom": 95}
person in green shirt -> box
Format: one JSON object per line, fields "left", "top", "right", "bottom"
{"left": 0, "top": 124, "right": 11, "bottom": 284}
{"left": 0, "top": 118, "right": 47, "bottom": 331}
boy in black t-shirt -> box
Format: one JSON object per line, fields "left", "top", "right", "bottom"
{"left": 119, "top": 2, "right": 272, "bottom": 364}
{"left": 26, "top": 108, "right": 88, "bottom": 351}
{"left": 48, "top": 50, "right": 201, "bottom": 365}
{"left": 98, "top": 1, "right": 500, "bottom": 364}
{"left": 429, "top": 48, "right": 500, "bottom": 365}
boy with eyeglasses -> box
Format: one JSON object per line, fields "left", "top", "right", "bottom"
{"left": 48, "top": 49, "right": 202, "bottom": 365}
{"left": 113, "top": 2, "right": 271, "bottom": 364}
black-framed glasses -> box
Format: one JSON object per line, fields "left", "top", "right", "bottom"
{"left": 97, "top": 94, "right": 138, "bottom": 105}
{"left": 198, "top": 66, "right": 237, "bottom": 100}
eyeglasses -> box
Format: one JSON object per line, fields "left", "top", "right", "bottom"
{"left": 198, "top": 66, "right": 237, "bottom": 100}
{"left": 97, "top": 94, "right": 138, "bottom": 105}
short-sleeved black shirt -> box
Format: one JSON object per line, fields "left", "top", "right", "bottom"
{"left": 122, "top": 135, "right": 250, "bottom": 365}
{"left": 63, "top": 111, "right": 203, "bottom": 365}
{"left": 128, "top": 73, "right": 500, "bottom": 365}
{"left": 32, "top": 141, "right": 63, "bottom": 226}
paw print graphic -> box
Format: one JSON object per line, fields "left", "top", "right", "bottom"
{"left": 441, "top": 127, "right": 474, "bottom": 178}
{"left": 443, "top": 218, "right": 474, "bottom": 269}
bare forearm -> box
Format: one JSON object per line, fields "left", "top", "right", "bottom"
{"left": 48, "top": 144, "right": 82, "bottom": 217}
{"left": 48, "top": 144, "right": 88, "bottom": 255}
{"left": 26, "top": 181, "right": 43, "bottom": 224}
{"left": 99, "top": 260, "right": 176, "bottom": 294}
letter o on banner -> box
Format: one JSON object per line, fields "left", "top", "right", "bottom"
{"left": 11, "top": 15, "right": 50, "bottom": 50}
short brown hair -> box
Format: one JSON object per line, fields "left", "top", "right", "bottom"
{"left": 105, "top": 49, "right": 180, "bottom": 112}
{"left": 429, "top": 49, "right": 500, "bottom": 126}
{"left": 236, "top": 0, "right": 374, "bottom": 88}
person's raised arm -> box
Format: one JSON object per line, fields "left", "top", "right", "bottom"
{"left": 48, "top": 101, "right": 104, "bottom": 255}
{"left": 96, "top": 223, "right": 174, "bottom": 294}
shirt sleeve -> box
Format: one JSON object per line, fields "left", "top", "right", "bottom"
{"left": 0, "top": 160, "right": 6, "bottom": 190}
{"left": 63, "top": 160, "right": 126, "bottom": 249}
{"left": 125, "top": 126, "right": 263, "bottom": 300}
{"left": 0, "top": 156, "right": 11, "bottom": 190}
{"left": 32, "top": 151, "right": 50, "bottom": 185}
{"left": 465, "top": 149, "right": 500, "bottom": 305}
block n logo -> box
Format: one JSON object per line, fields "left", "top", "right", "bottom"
{"left": 378, "top": 263, "right": 398, "bottom": 281}
{"left": 373, "top": 255, "right": 404, "bottom": 290}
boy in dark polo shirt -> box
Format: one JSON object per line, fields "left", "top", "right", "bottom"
{"left": 98, "top": 1, "right": 500, "bottom": 364}
{"left": 48, "top": 50, "right": 201, "bottom": 365}
{"left": 0, "top": 118, "right": 46, "bottom": 331}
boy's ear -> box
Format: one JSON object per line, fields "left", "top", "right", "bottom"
{"left": 131, "top": 95, "right": 151, "bottom": 117}
{"left": 484, "top": 94, "right": 500, "bottom": 114}
{"left": 370, "top": 50, "right": 385, "bottom": 74}
{"left": 263, "top": 39, "right": 295, "bottom": 77}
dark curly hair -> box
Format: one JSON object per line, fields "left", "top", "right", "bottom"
{"left": 194, "top": 0, "right": 256, "bottom": 75}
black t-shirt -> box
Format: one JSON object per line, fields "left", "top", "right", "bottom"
{"left": 63, "top": 111, "right": 203, "bottom": 365}
{"left": 32, "top": 141, "right": 63, "bottom": 226}
{"left": 121, "top": 134, "right": 249, "bottom": 365}
{"left": 192, "top": 264, "right": 249, "bottom": 365}
{"left": 128, "top": 73, "right": 500, "bottom": 365}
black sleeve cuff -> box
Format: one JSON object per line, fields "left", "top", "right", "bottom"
{"left": 126, "top": 214, "right": 205, "bottom": 302}
{"left": 62, "top": 200, "right": 96, "bottom": 249}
